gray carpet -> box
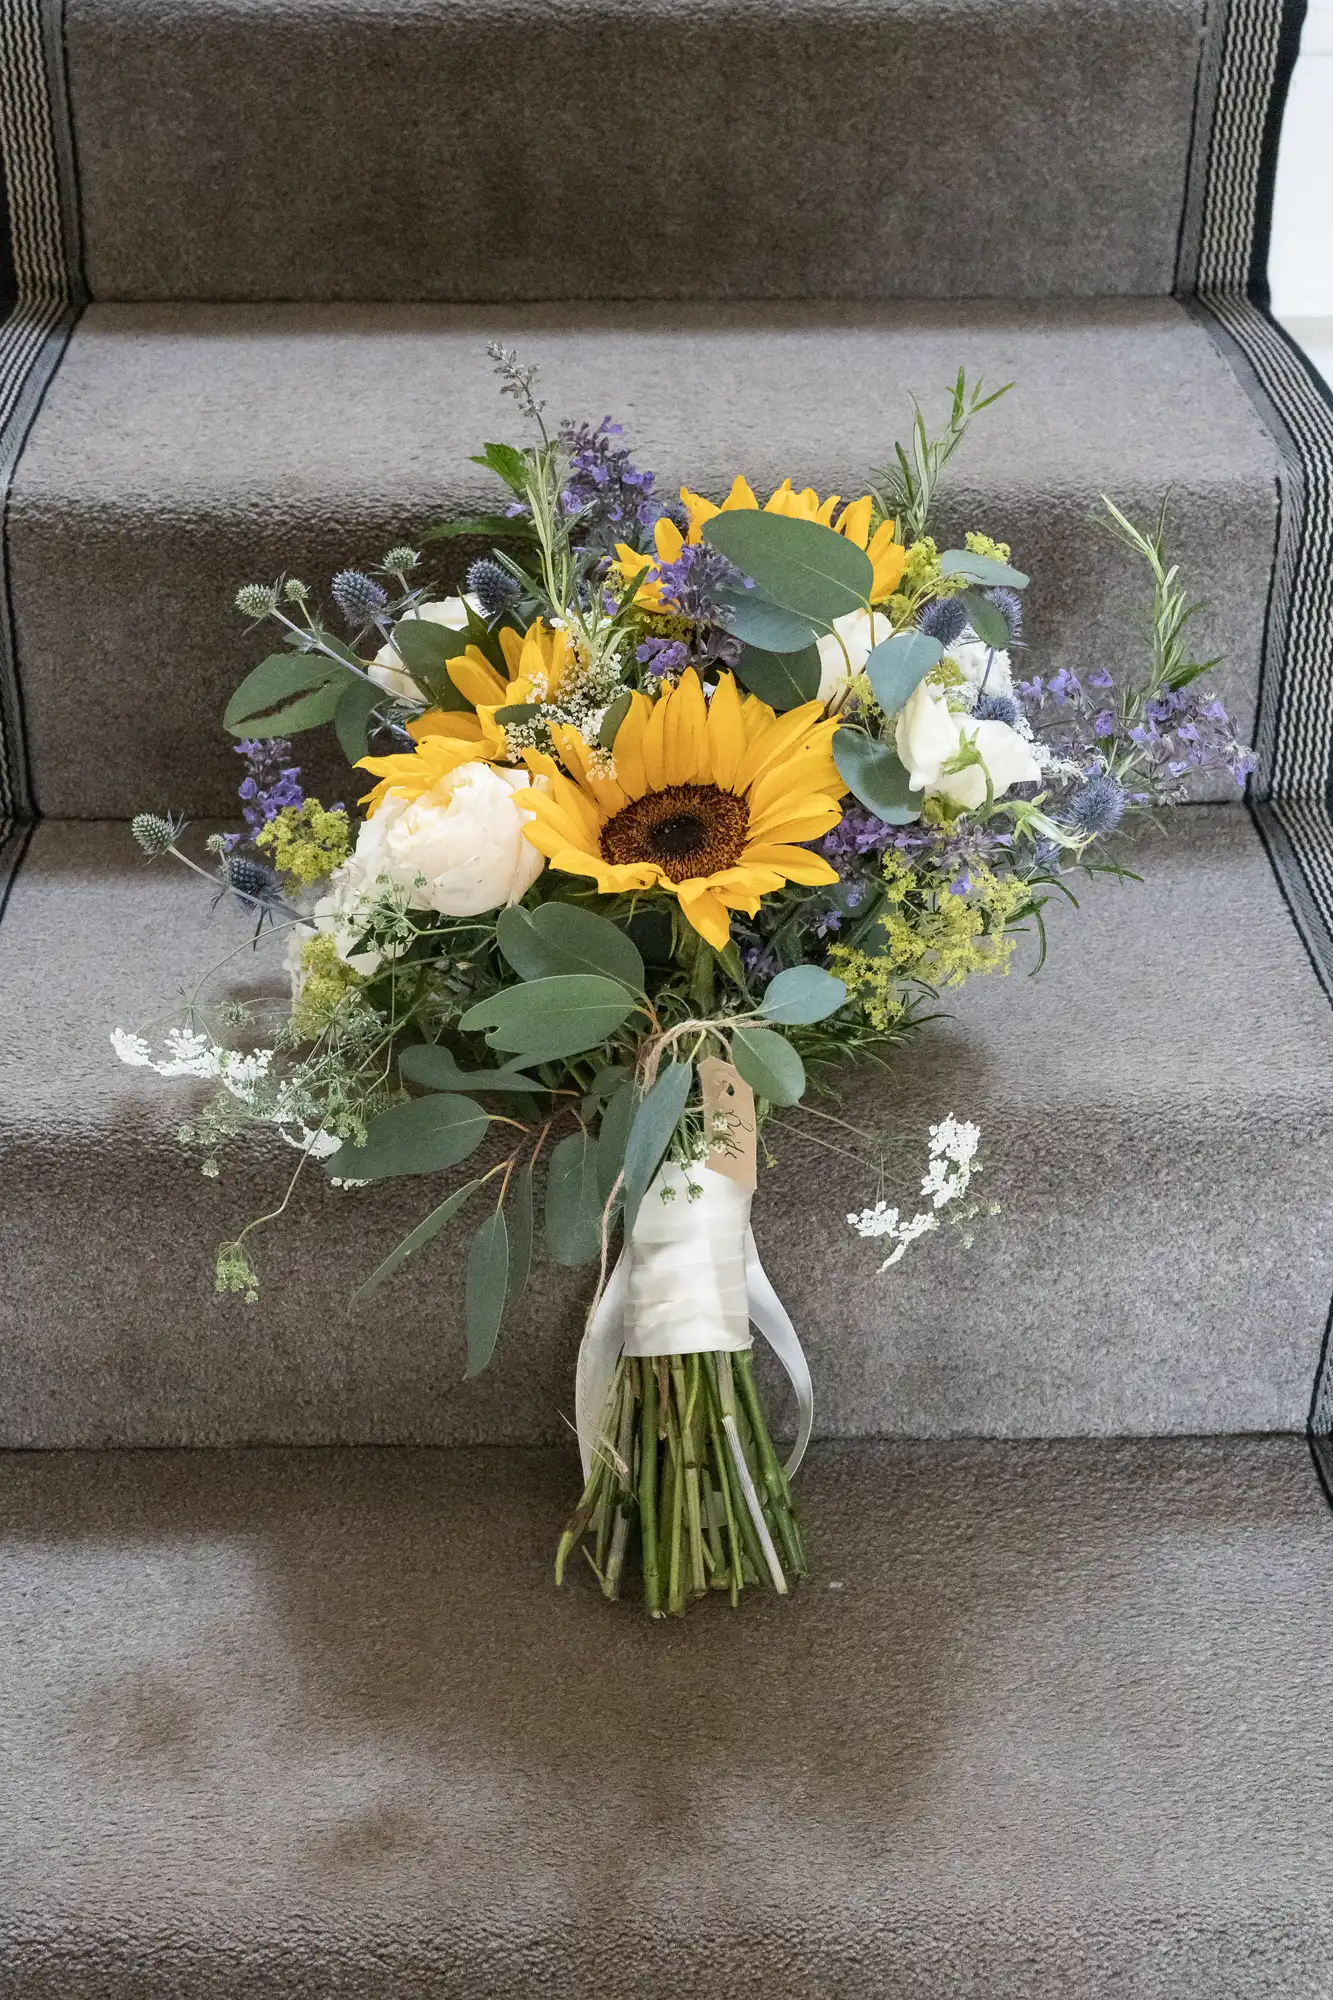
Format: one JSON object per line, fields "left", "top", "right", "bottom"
{"left": 3, "top": 806, "right": 1329, "bottom": 1448}
{"left": 65, "top": 0, "right": 1205, "bottom": 304}
{"left": 1, "top": 1434, "right": 1330, "bottom": 1996}
{"left": 9, "top": 298, "right": 1277, "bottom": 818}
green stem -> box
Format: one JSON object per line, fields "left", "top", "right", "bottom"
{"left": 734, "top": 1352, "right": 807, "bottom": 1579}
{"left": 638, "top": 1360, "right": 661, "bottom": 1618}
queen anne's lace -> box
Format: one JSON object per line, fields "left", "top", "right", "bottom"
{"left": 847, "top": 1115, "right": 982, "bottom": 1268}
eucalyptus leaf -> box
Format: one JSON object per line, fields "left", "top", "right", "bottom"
{"left": 398, "top": 1044, "right": 539, "bottom": 1094}
{"left": 761, "top": 964, "right": 848, "bottom": 1025}
{"left": 334, "top": 676, "right": 385, "bottom": 763}
{"left": 326, "top": 1093, "right": 488, "bottom": 1182}
{"left": 223, "top": 654, "right": 351, "bottom": 738}
{"left": 494, "top": 702, "right": 542, "bottom": 726}
{"left": 731, "top": 1026, "right": 806, "bottom": 1106}
{"left": 465, "top": 1208, "right": 509, "bottom": 1376}
{"left": 713, "top": 584, "right": 818, "bottom": 654}
{"left": 496, "top": 908, "right": 644, "bottom": 991}
{"left": 506, "top": 1163, "right": 534, "bottom": 1303}
{"left": 705, "top": 511, "right": 873, "bottom": 624}
{"left": 623, "top": 1059, "right": 693, "bottom": 1233}
{"left": 545, "top": 1131, "right": 605, "bottom": 1268}
{"left": 958, "top": 589, "right": 1011, "bottom": 651}
{"left": 734, "top": 641, "right": 822, "bottom": 711}
{"left": 388, "top": 617, "right": 475, "bottom": 711}
{"left": 459, "top": 973, "right": 638, "bottom": 1062}
{"left": 350, "top": 1176, "right": 485, "bottom": 1304}
{"left": 597, "top": 1078, "right": 636, "bottom": 1202}
{"left": 598, "top": 689, "right": 633, "bottom": 749}
{"left": 864, "top": 631, "right": 943, "bottom": 717}
{"left": 832, "top": 728, "right": 922, "bottom": 825}
{"left": 938, "top": 550, "right": 1029, "bottom": 588}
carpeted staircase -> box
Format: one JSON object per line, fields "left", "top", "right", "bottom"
{"left": 3, "top": 0, "right": 1333, "bottom": 1991}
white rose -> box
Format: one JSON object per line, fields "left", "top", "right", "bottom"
{"left": 369, "top": 594, "right": 482, "bottom": 701}
{"left": 313, "top": 762, "right": 545, "bottom": 972}
{"left": 948, "top": 630, "right": 1014, "bottom": 697}
{"left": 895, "top": 681, "right": 1041, "bottom": 811}
{"left": 816, "top": 607, "right": 887, "bottom": 705}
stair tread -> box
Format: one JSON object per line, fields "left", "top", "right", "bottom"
{"left": 10, "top": 297, "right": 1276, "bottom": 815}
{"left": 1, "top": 1434, "right": 1330, "bottom": 1995}
{"left": 66, "top": 0, "right": 1204, "bottom": 305}
{"left": 1, "top": 807, "right": 1329, "bottom": 1444}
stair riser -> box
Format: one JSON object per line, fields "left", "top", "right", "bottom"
{"left": 10, "top": 304, "right": 1276, "bottom": 819}
{"left": 68, "top": 0, "right": 1204, "bottom": 304}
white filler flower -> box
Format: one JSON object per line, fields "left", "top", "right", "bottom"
{"left": 848, "top": 1116, "right": 984, "bottom": 1269}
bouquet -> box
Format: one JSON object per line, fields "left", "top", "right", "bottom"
{"left": 116, "top": 347, "right": 1254, "bottom": 1616}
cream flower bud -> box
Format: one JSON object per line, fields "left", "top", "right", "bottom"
{"left": 815, "top": 607, "right": 882, "bottom": 705}
{"left": 369, "top": 594, "right": 482, "bottom": 702}
{"left": 948, "top": 631, "right": 1014, "bottom": 697}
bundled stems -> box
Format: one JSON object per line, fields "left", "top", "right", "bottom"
{"left": 555, "top": 1350, "right": 808, "bottom": 1616}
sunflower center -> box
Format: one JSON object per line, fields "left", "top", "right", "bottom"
{"left": 601, "top": 783, "right": 749, "bottom": 884}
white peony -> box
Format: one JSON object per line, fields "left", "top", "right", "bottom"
{"left": 311, "top": 761, "right": 546, "bottom": 974}
{"left": 895, "top": 681, "right": 1041, "bottom": 811}
{"left": 370, "top": 594, "right": 482, "bottom": 701}
{"left": 815, "top": 607, "right": 889, "bottom": 705}
{"left": 948, "top": 629, "right": 1014, "bottom": 697}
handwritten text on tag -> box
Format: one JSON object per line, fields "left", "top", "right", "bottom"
{"left": 699, "top": 1057, "right": 758, "bottom": 1191}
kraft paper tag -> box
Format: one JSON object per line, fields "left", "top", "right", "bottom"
{"left": 699, "top": 1057, "right": 757, "bottom": 1192}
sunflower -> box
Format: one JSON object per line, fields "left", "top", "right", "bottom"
{"left": 519, "top": 669, "right": 847, "bottom": 950}
{"left": 616, "top": 477, "right": 907, "bottom": 613}
{"left": 357, "top": 621, "right": 577, "bottom": 812}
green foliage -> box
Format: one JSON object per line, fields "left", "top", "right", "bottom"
{"left": 623, "top": 1060, "right": 693, "bottom": 1232}
{"left": 864, "top": 630, "right": 942, "bottom": 715}
{"left": 956, "top": 588, "right": 1010, "bottom": 650}
{"left": 387, "top": 618, "right": 475, "bottom": 710}
{"left": 335, "top": 678, "right": 386, "bottom": 761}
{"left": 470, "top": 442, "right": 530, "bottom": 494}
{"left": 461, "top": 973, "right": 640, "bottom": 1062}
{"left": 761, "top": 965, "right": 847, "bottom": 1025}
{"left": 465, "top": 1208, "right": 510, "bottom": 1375}
{"left": 832, "top": 729, "right": 921, "bottom": 824}
{"left": 223, "top": 653, "right": 354, "bottom": 738}
{"left": 545, "top": 1131, "right": 605, "bottom": 1267}
{"left": 733, "top": 641, "right": 822, "bottom": 710}
{"left": 351, "top": 1175, "right": 486, "bottom": 1303}
{"left": 872, "top": 369, "right": 1011, "bottom": 544}
{"left": 398, "top": 1045, "right": 539, "bottom": 1094}
{"left": 731, "top": 1025, "right": 806, "bottom": 1106}
{"left": 704, "top": 511, "right": 872, "bottom": 624}
{"left": 506, "top": 1164, "right": 535, "bottom": 1303}
{"left": 326, "top": 1092, "right": 488, "bottom": 1181}
{"left": 938, "top": 548, "right": 1029, "bottom": 588}
{"left": 712, "top": 584, "right": 817, "bottom": 654}
{"left": 497, "top": 903, "right": 645, "bottom": 989}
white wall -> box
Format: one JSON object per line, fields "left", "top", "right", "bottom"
{"left": 1270, "top": 0, "right": 1333, "bottom": 384}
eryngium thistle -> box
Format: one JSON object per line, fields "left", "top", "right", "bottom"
{"left": 1066, "top": 771, "right": 1126, "bottom": 836}
{"left": 131, "top": 811, "right": 183, "bottom": 858}
{"left": 283, "top": 578, "right": 310, "bottom": 603}
{"left": 331, "top": 569, "right": 389, "bottom": 626}
{"left": 918, "top": 597, "right": 967, "bottom": 647}
{"left": 235, "top": 582, "right": 279, "bottom": 621}
{"left": 381, "top": 546, "right": 420, "bottom": 574}
{"left": 985, "top": 585, "right": 1023, "bottom": 640}
{"left": 973, "top": 692, "right": 1024, "bottom": 728}
{"left": 466, "top": 557, "right": 522, "bottom": 616}
{"left": 218, "top": 854, "right": 284, "bottom": 909}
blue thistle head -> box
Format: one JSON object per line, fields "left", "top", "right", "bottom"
{"left": 974, "top": 692, "right": 1024, "bottom": 728}
{"left": 985, "top": 586, "right": 1023, "bottom": 641}
{"left": 465, "top": 557, "right": 522, "bottom": 617}
{"left": 1066, "top": 771, "right": 1126, "bottom": 837}
{"left": 331, "top": 570, "right": 389, "bottom": 627}
{"left": 218, "top": 854, "right": 284, "bottom": 910}
{"left": 918, "top": 597, "right": 968, "bottom": 647}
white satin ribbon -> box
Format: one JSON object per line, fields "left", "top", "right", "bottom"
{"left": 574, "top": 1162, "right": 814, "bottom": 1482}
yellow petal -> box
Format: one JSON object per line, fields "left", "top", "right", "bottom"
{"left": 868, "top": 523, "right": 909, "bottom": 602}
{"left": 498, "top": 627, "right": 525, "bottom": 677}
{"left": 409, "top": 710, "right": 484, "bottom": 744}
{"left": 614, "top": 541, "right": 654, "bottom": 577}
{"left": 745, "top": 799, "right": 844, "bottom": 845}
{"left": 720, "top": 475, "right": 759, "bottom": 513}
{"left": 662, "top": 668, "right": 709, "bottom": 787}
{"left": 741, "top": 843, "right": 840, "bottom": 886}
{"left": 611, "top": 691, "right": 651, "bottom": 800}
{"left": 706, "top": 671, "right": 747, "bottom": 791}
{"left": 674, "top": 883, "right": 733, "bottom": 950}
{"left": 733, "top": 702, "right": 828, "bottom": 792}
{"left": 837, "top": 496, "right": 873, "bottom": 549}
{"left": 680, "top": 487, "right": 720, "bottom": 543}
{"left": 653, "top": 517, "right": 685, "bottom": 565}
{"left": 763, "top": 478, "right": 796, "bottom": 516}
{"left": 550, "top": 721, "right": 628, "bottom": 816}
{"left": 448, "top": 646, "right": 508, "bottom": 708}
{"left": 641, "top": 687, "right": 670, "bottom": 791}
